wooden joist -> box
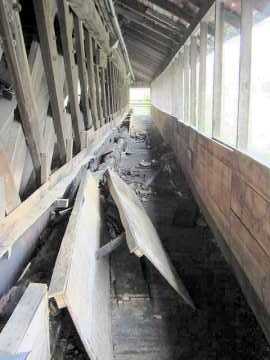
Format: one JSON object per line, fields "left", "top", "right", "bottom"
{"left": 56, "top": 0, "right": 82, "bottom": 152}
{"left": 0, "top": 110, "right": 128, "bottom": 295}
{"left": 85, "top": 33, "right": 99, "bottom": 130}
{"left": 49, "top": 172, "right": 113, "bottom": 360}
{"left": 107, "top": 169, "right": 195, "bottom": 309}
{"left": 68, "top": 0, "right": 110, "bottom": 54}
{"left": 0, "top": 283, "right": 50, "bottom": 360}
{"left": 0, "top": 0, "right": 42, "bottom": 183}
{"left": 74, "top": 15, "right": 92, "bottom": 131}
{"left": 33, "top": 0, "right": 67, "bottom": 164}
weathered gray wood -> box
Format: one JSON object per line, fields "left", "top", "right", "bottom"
{"left": 0, "top": 283, "right": 50, "bottom": 360}
{"left": 184, "top": 44, "right": 190, "bottom": 124}
{"left": 108, "top": 169, "right": 195, "bottom": 309}
{"left": 100, "top": 67, "right": 109, "bottom": 123}
{"left": 33, "top": 0, "right": 67, "bottom": 164}
{"left": 94, "top": 43, "right": 104, "bottom": 126}
{"left": 0, "top": 0, "right": 42, "bottom": 183}
{"left": 49, "top": 172, "right": 113, "bottom": 360}
{"left": 190, "top": 36, "right": 197, "bottom": 127}
{"left": 96, "top": 232, "right": 125, "bottom": 259}
{"left": 0, "top": 177, "right": 5, "bottom": 219}
{"left": 212, "top": 1, "right": 224, "bottom": 138}
{"left": 68, "top": 0, "right": 110, "bottom": 53}
{"left": 237, "top": 0, "right": 253, "bottom": 150}
{"left": 198, "top": 22, "right": 207, "bottom": 131}
{"left": 85, "top": 33, "right": 99, "bottom": 130}
{"left": 56, "top": 0, "right": 82, "bottom": 151}
{"left": 40, "top": 153, "right": 49, "bottom": 185}
{"left": 0, "top": 150, "right": 21, "bottom": 215}
{"left": 74, "top": 15, "right": 92, "bottom": 130}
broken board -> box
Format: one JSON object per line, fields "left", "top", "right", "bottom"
{"left": 107, "top": 169, "right": 195, "bottom": 309}
{"left": 0, "top": 283, "right": 50, "bottom": 360}
{"left": 49, "top": 171, "right": 113, "bottom": 360}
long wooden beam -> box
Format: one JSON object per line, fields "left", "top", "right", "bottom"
{"left": 33, "top": 0, "right": 67, "bottom": 164}
{"left": 74, "top": 15, "right": 92, "bottom": 130}
{"left": 85, "top": 33, "right": 99, "bottom": 130}
{"left": 56, "top": 0, "right": 82, "bottom": 152}
{"left": 68, "top": 0, "right": 110, "bottom": 53}
{"left": 0, "top": 0, "right": 42, "bottom": 184}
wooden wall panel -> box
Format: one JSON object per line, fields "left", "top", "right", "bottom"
{"left": 152, "top": 105, "right": 270, "bottom": 342}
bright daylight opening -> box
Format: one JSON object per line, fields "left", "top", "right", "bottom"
{"left": 129, "top": 87, "right": 151, "bottom": 116}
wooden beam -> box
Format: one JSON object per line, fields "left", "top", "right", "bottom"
{"left": 108, "top": 169, "right": 195, "bottom": 309}
{"left": 184, "top": 44, "right": 190, "bottom": 124}
{"left": 96, "top": 232, "right": 125, "bottom": 259}
{"left": 100, "top": 67, "right": 109, "bottom": 123}
{"left": 68, "top": 0, "right": 110, "bottom": 53}
{"left": 212, "top": 1, "right": 224, "bottom": 139}
{"left": 237, "top": 0, "right": 253, "bottom": 149}
{"left": 49, "top": 172, "right": 113, "bottom": 359}
{"left": 0, "top": 177, "right": 5, "bottom": 220}
{"left": 0, "top": 0, "right": 42, "bottom": 183}
{"left": 33, "top": 0, "right": 67, "bottom": 164}
{"left": 74, "top": 15, "right": 92, "bottom": 130}
{"left": 0, "top": 283, "right": 50, "bottom": 359}
{"left": 190, "top": 35, "right": 198, "bottom": 127}
{"left": 85, "top": 33, "right": 99, "bottom": 130}
{"left": 56, "top": 0, "right": 82, "bottom": 152}
{"left": 198, "top": 21, "right": 207, "bottom": 132}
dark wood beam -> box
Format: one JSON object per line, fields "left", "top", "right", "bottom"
{"left": 135, "top": 0, "right": 194, "bottom": 24}
{"left": 119, "top": 10, "right": 182, "bottom": 43}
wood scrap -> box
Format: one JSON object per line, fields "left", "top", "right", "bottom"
{"left": 0, "top": 283, "right": 50, "bottom": 360}
{"left": 107, "top": 169, "right": 195, "bottom": 309}
{"left": 49, "top": 171, "right": 113, "bottom": 360}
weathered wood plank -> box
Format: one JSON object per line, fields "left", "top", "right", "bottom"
{"left": 33, "top": 0, "right": 67, "bottom": 164}
{"left": 0, "top": 283, "right": 50, "bottom": 360}
{"left": 85, "top": 33, "right": 99, "bottom": 130}
{"left": 49, "top": 172, "right": 113, "bottom": 360}
{"left": 0, "top": 150, "right": 20, "bottom": 215}
{"left": 56, "top": 0, "right": 82, "bottom": 151}
{"left": 0, "top": 0, "right": 42, "bottom": 182}
{"left": 0, "top": 177, "right": 5, "bottom": 219}
{"left": 96, "top": 232, "right": 125, "bottom": 259}
{"left": 74, "top": 15, "right": 92, "bottom": 130}
{"left": 108, "top": 169, "right": 195, "bottom": 309}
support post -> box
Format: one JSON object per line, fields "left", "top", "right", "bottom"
{"left": 74, "top": 16, "right": 92, "bottom": 130}
{"left": 85, "top": 33, "right": 99, "bottom": 130}
{"left": 190, "top": 36, "right": 198, "bottom": 127}
{"left": 212, "top": 1, "right": 224, "bottom": 139}
{"left": 198, "top": 22, "right": 208, "bottom": 132}
{"left": 0, "top": 0, "right": 42, "bottom": 184}
{"left": 33, "top": 0, "right": 67, "bottom": 164}
{"left": 237, "top": 0, "right": 253, "bottom": 150}
{"left": 56, "top": 0, "right": 82, "bottom": 152}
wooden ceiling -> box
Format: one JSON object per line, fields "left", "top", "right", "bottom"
{"left": 116, "top": 0, "right": 214, "bottom": 85}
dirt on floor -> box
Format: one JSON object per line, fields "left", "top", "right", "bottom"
{"left": 1, "top": 115, "right": 269, "bottom": 359}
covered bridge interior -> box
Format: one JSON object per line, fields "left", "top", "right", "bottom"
{"left": 0, "top": 0, "right": 270, "bottom": 359}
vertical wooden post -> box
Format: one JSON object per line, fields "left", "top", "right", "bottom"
{"left": 33, "top": 0, "right": 67, "bottom": 164}
{"left": 198, "top": 22, "right": 208, "bottom": 132}
{"left": 41, "top": 153, "right": 49, "bottom": 184}
{"left": 212, "top": 1, "right": 224, "bottom": 139}
{"left": 100, "top": 67, "right": 108, "bottom": 123}
{"left": 105, "top": 64, "right": 112, "bottom": 122}
{"left": 190, "top": 36, "right": 198, "bottom": 127}
{"left": 108, "top": 61, "right": 115, "bottom": 118}
{"left": 56, "top": 0, "right": 82, "bottom": 152}
{"left": 178, "top": 52, "right": 184, "bottom": 122}
{"left": 0, "top": 0, "right": 42, "bottom": 184}
{"left": 184, "top": 44, "right": 190, "bottom": 124}
{"left": 237, "top": 0, "right": 253, "bottom": 150}
{"left": 74, "top": 16, "right": 92, "bottom": 130}
{"left": 92, "top": 41, "right": 103, "bottom": 126}
{"left": 0, "top": 177, "right": 5, "bottom": 219}
{"left": 66, "top": 138, "right": 73, "bottom": 162}
{"left": 85, "top": 33, "right": 99, "bottom": 130}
